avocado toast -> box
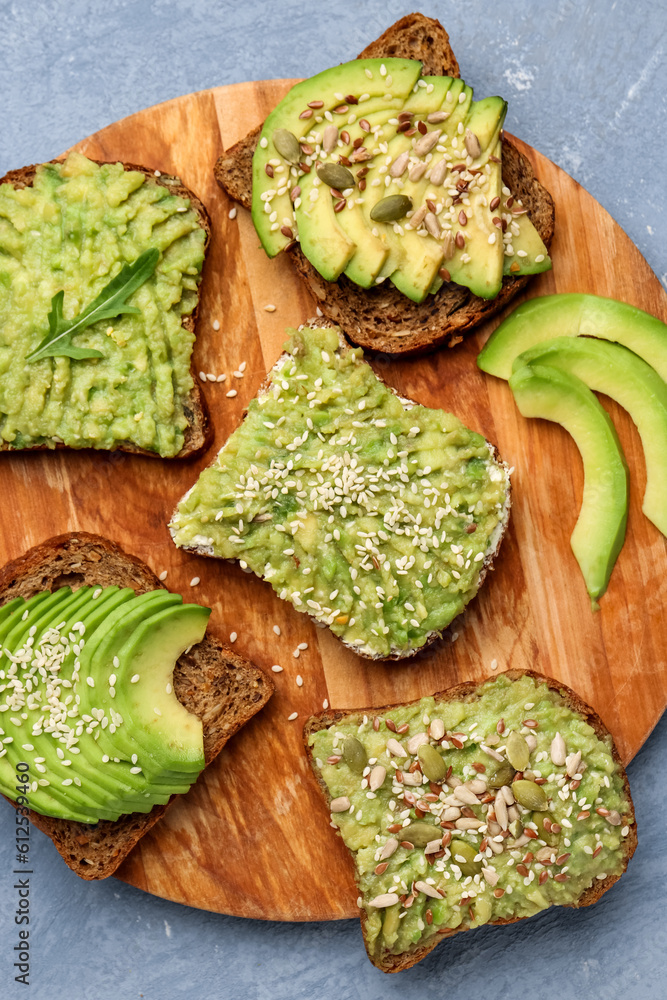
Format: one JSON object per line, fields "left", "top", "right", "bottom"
{"left": 169, "top": 324, "right": 511, "bottom": 659}
{"left": 0, "top": 533, "right": 273, "bottom": 879}
{"left": 215, "top": 13, "right": 555, "bottom": 355}
{"left": 306, "top": 670, "right": 636, "bottom": 971}
{"left": 0, "top": 153, "right": 212, "bottom": 458}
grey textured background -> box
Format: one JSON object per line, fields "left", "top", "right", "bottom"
{"left": 0, "top": 1, "right": 665, "bottom": 998}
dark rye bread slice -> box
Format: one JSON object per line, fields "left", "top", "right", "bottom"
{"left": 0, "top": 160, "right": 213, "bottom": 459}
{"left": 214, "top": 13, "right": 555, "bottom": 356}
{"left": 304, "top": 668, "right": 637, "bottom": 972}
{"left": 0, "top": 532, "right": 273, "bottom": 879}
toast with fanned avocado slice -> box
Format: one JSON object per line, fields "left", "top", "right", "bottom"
{"left": 214, "top": 13, "right": 555, "bottom": 356}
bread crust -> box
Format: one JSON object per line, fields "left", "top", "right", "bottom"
{"left": 0, "top": 160, "right": 214, "bottom": 459}
{"left": 170, "top": 326, "right": 511, "bottom": 661}
{"left": 303, "top": 668, "right": 637, "bottom": 972}
{"left": 213, "top": 15, "right": 556, "bottom": 356}
{"left": 0, "top": 532, "right": 274, "bottom": 879}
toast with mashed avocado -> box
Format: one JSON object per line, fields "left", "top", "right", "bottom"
{"left": 0, "top": 532, "right": 273, "bottom": 879}
{"left": 169, "top": 324, "right": 510, "bottom": 659}
{"left": 0, "top": 153, "right": 212, "bottom": 458}
{"left": 306, "top": 670, "right": 636, "bottom": 971}
{"left": 214, "top": 13, "right": 555, "bottom": 355}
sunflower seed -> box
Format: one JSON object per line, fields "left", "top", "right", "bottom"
{"left": 429, "top": 719, "right": 445, "bottom": 741}
{"left": 566, "top": 751, "right": 582, "bottom": 778}
{"left": 369, "top": 893, "right": 400, "bottom": 908}
{"left": 414, "top": 880, "right": 443, "bottom": 899}
{"left": 389, "top": 151, "right": 410, "bottom": 178}
{"left": 408, "top": 161, "right": 428, "bottom": 182}
{"left": 442, "top": 806, "right": 461, "bottom": 822}
{"left": 406, "top": 732, "right": 429, "bottom": 755}
{"left": 429, "top": 159, "right": 448, "bottom": 186}
{"left": 414, "top": 129, "right": 442, "bottom": 156}
{"left": 551, "top": 732, "right": 566, "bottom": 766}
{"left": 407, "top": 204, "right": 428, "bottom": 229}
{"left": 330, "top": 796, "right": 350, "bottom": 813}
{"left": 441, "top": 231, "right": 455, "bottom": 260}
{"left": 482, "top": 867, "right": 499, "bottom": 886}
{"left": 424, "top": 212, "right": 441, "bottom": 239}
{"left": 606, "top": 810, "right": 622, "bottom": 826}
{"left": 452, "top": 784, "right": 480, "bottom": 806}
{"left": 321, "top": 125, "right": 339, "bottom": 154}
{"left": 427, "top": 110, "right": 450, "bottom": 123}
{"left": 455, "top": 817, "right": 483, "bottom": 831}
{"left": 369, "top": 765, "right": 387, "bottom": 791}
{"left": 494, "top": 790, "right": 509, "bottom": 829}
{"left": 379, "top": 837, "right": 398, "bottom": 860}
{"left": 272, "top": 128, "right": 301, "bottom": 163}
{"left": 425, "top": 838, "right": 444, "bottom": 854}
{"left": 386, "top": 737, "right": 408, "bottom": 757}
{"left": 464, "top": 129, "right": 482, "bottom": 158}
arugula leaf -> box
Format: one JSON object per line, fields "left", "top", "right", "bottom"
{"left": 26, "top": 248, "right": 160, "bottom": 363}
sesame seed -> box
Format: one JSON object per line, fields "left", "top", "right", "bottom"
{"left": 323, "top": 699, "right": 329, "bottom": 709}
{"left": 296, "top": 675, "right": 303, "bottom": 687}
{"left": 158, "top": 570, "right": 168, "bottom": 581}
{"left": 271, "top": 665, "right": 283, "bottom": 673}
{"left": 298, "top": 642, "right": 308, "bottom": 650}
{"left": 287, "top": 712, "right": 298, "bottom": 721}
{"left": 199, "top": 371, "right": 206, "bottom": 382}
{"left": 226, "top": 389, "right": 238, "bottom": 398}
{"left": 217, "top": 373, "right": 227, "bottom": 383}
{"left": 228, "top": 207, "right": 237, "bottom": 219}
{"left": 190, "top": 576, "right": 200, "bottom": 587}
{"left": 130, "top": 674, "right": 140, "bottom": 684}
{"left": 273, "top": 625, "right": 281, "bottom": 635}
{"left": 264, "top": 304, "right": 277, "bottom": 312}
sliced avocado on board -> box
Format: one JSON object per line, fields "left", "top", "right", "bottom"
{"left": 0, "top": 585, "right": 211, "bottom": 822}
{"left": 509, "top": 364, "right": 629, "bottom": 606}
{"left": 513, "top": 337, "right": 667, "bottom": 537}
{"left": 478, "top": 293, "right": 667, "bottom": 381}
{"left": 252, "top": 58, "right": 550, "bottom": 301}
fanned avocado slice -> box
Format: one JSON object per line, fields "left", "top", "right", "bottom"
{"left": 509, "top": 363, "right": 629, "bottom": 604}
{"left": 253, "top": 58, "right": 423, "bottom": 260}
{"left": 513, "top": 337, "right": 667, "bottom": 537}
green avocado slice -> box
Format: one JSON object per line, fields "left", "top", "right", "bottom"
{"left": 513, "top": 337, "right": 667, "bottom": 537}
{"left": 509, "top": 363, "right": 629, "bottom": 604}
{"left": 113, "top": 602, "right": 209, "bottom": 773}
{"left": 478, "top": 293, "right": 667, "bottom": 381}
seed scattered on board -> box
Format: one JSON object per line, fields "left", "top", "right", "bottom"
{"left": 288, "top": 712, "right": 298, "bottom": 721}
{"left": 264, "top": 304, "right": 277, "bottom": 312}
{"left": 158, "top": 570, "right": 168, "bottom": 582}
{"left": 228, "top": 207, "right": 237, "bottom": 220}
{"left": 190, "top": 576, "right": 200, "bottom": 587}
{"left": 229, "top": 632, "right": 237, "bottom": 643}
{"left": 272, "top": 664, "right": 283, "bottom": 673}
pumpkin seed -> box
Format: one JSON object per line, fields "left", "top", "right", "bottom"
{"left": 400, "top": 821, "right": 440, "bottom": 848}
{"left": 272, "top": 128, "right": 301, "bottom": 163}
{"left": 342, "top": 735, "right": 367, "bottom": 773}
{"left": 513, "top": 779, "right": 548, "bottom": 811}
{"left": 418, "top": 744, "right": 447, "bottom": 782}
{"left": 506, "top": 731, "right": 530, "bottom": 770}
{"left": 450, "top": 838, "right": 482, "bottom": 876}
{"left": 370, "top": 194, "right": 413, "bottom": 223}
{"left": 487, "top": 761, "right": 516, "bottom": 789}
{"left": 316, "top": 162, "right": 355, "bottom": 190}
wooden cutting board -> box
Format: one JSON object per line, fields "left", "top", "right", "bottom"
{"left": 2, "top": 81, "right": 665, "bottom": 920}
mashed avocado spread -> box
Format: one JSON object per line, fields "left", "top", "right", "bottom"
{"left": 309, "top": 673, "right": 633, "bottom": 962}
{"left": 170, "top": 327, "right": 510, "bottom": 657}
{"left": 0, "top": 153, "right": 206, "bottom": 456}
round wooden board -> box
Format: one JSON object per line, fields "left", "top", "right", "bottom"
{"left": 3, "top": 81, "right": 665, "bottom": 920}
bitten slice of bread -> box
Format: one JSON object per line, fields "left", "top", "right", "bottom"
{"left": 214, "top": 13, "right": 555, "bottom": 356}
{"left": 0, "top": 160, "right": 213, "bottom": 459}
{"left": 304, "top": 669, "right": 637, "bottom": 972}
{"left": 0, "top": 532, "right": 273, "bottom": 879}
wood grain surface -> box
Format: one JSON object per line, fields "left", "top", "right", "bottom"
{"left": 2, "top": 80, "right": 665, "bottom": 920}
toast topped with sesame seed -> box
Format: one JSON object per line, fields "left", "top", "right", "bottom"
{"left": 0, "top": 154, "right": 213, "bottom": 459}
{"left": 0, "top": 532, "right": 273, "bottom": 879}
{"left": 169, "top": 324, "right": 511, "bottom": 660}
{"left": 214, "top": 13, "right": 555, "bottom": 356}
{"left": 305, "top": 669, "right": 636, "bottom": 972}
